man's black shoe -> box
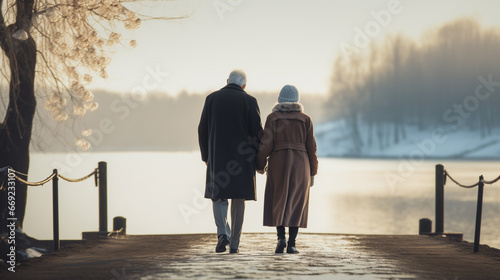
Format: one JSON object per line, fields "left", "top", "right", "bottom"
{"left": 216, "top": 234, "right": 230, "bottom": 253}
{"left": 229, "top": 248, "right": 239, "bottom": 254}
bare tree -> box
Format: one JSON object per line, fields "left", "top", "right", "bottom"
{"left": 326, "top": 18, "right": 500, "bottom": 154}
{"left": 0, "top": 0, "right": 178, "bottom": 260}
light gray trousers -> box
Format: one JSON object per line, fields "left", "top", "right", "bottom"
{"left": 212, "top": 198, "right": 245, "bottom": 250}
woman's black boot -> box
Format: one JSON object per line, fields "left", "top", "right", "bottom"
{"left": 275, "top": 238, "right": 287, "bottom": 253}
{"left": 286, "top": 241, "right": 299, "bottom": 254}
{"left": 287, "top": 227, "right": 299, "bottom": 253}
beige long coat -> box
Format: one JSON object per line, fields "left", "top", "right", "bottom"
{"left": 256, "top": 103, "right": 318, "bottom": 228}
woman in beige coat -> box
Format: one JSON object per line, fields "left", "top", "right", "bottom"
{"left": 256, "top": 85, "right": 318, "bottom": 253}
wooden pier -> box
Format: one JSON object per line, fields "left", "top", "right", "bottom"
{"left": 2, "top": 233, "right": 500, "bottom": 279}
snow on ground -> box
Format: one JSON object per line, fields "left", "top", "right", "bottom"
{"left": 316, "top": 119, "right": 500, "bottom": 159}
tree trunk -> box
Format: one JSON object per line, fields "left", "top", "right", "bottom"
{"left": 394, "top": 120, "right": 399, "bottom": 144}
{"left": 1, "top": 1, "right": 37, "bottom": 262}
{"left": 0, "top": 33, "right": 37, "bottom": 227}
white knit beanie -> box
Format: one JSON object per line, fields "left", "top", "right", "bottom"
{"left": 278, "top": 85, "right": 299, "bottom": 103}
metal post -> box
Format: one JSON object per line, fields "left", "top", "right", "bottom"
{"left": 435, "top": 164, "right": 444, "bottom": 233}
{"left": 98, "top": 161, "right": 108, "bottom": 233}
{"left": 474, "top": 176, "right": 484, "bottom": 253}
{"left": 113, "top": 216, "right": 126, "bottom": 235}
{"left": 419, "top": 218, "right": 432, "bottom": 235}
{"left": 52, "top": 169, "right": 60, "bottom": 251}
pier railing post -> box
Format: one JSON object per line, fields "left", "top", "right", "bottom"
{"left": 435, "top": 164, "right": 444, "bottom": 233}
{"left": 98, "top": 161, "right": 108, "bottom": 233}
{"left": 52, "top": 169, "right": 60, "bottom": 251}
{"left": 473, "top": 176, "right": 484, "bottom": 253}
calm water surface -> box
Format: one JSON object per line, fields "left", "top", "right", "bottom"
{"left": 23, "top": 152, "right": 500, "bottom": 249}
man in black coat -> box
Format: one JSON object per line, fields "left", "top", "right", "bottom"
{"left": 198, "top": 70, "right": 263, "bottom": 253}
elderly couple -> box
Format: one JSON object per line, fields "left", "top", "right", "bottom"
{"left": 198, "top": 70, "right": 318, "bottom": 254}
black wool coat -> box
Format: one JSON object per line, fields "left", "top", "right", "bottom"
{"left": 198, "top": 84, "right": 263, "bottom": 200}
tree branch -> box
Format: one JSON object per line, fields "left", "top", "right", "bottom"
{"left": 16, "top": 0, "right": 35, "bottom": 28}
{"left": 0, "top": 0, "right": 6, "bottom": 40}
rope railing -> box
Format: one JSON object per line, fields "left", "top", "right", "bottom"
{"left": 482, "top": 175, "right": 500, "bottom": 185}
{"left": 12, "top": 169, "right": 28, "bottom": 177}
{"left": 107, "top": 227, "right": 124, "bottom": 237}
{"left": 13, "top": 172, "right": 56, "bottom": 187}
{"left": 58, "top": 169, "right": 98, "bottom": 185}
{"left": 444, "top": 170, "right": 500, "bottom": 188}
{"left": 11, "top": 168, "right": 98, "bottom": 187}
{"left": 435, "top": 164, "right": 500, "bottom": 253}
{"left": 1, "top": 161, "right": 108, "bottom": 252}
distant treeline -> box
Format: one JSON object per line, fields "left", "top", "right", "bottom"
{"left": 21, "top": 90, "right": 326, "bottom": 152}
{"left": 327, "top": 18, "right": 500, "bottom": 150}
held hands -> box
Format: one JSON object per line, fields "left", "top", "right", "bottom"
{"left": 257, "top": 165, "right": 268, "bottom": 175}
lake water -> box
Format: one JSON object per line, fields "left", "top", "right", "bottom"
{"left": 22, "top": 152, "right": 500, "bottom": 249}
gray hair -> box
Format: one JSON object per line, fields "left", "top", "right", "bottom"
{"left": 227, "top": 70, "right": 247, "bottom": 87}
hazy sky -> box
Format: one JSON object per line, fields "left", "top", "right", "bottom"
{"left": 88, "top": 0, "right": 500, "bottom": 96}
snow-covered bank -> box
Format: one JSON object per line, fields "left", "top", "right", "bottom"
{"left": 316, "top": 119, "right": 500, "bottom": 159}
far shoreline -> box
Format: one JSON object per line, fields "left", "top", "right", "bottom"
{"left": 29, "top": 150, "right": 500, "bottom": 161}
